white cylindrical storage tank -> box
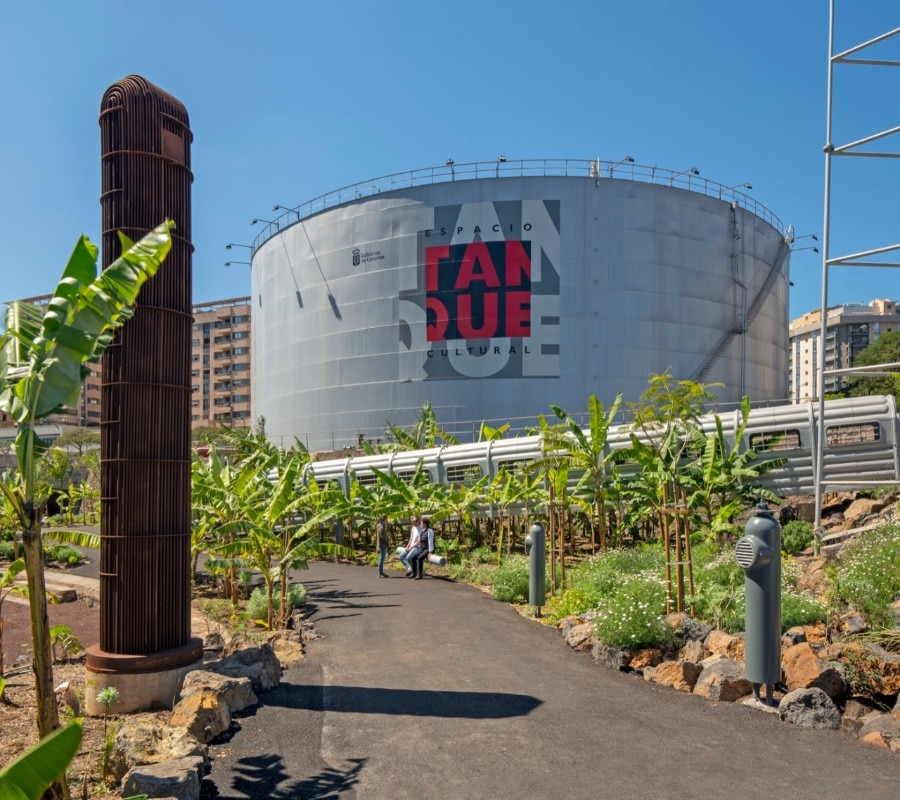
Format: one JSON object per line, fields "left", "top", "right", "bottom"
{"left": 251, "top": 161, "right": 789, "bottom": 450}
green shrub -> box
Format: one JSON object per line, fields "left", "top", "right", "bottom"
{"left": 688, "top": 549, "right": 746, "bottom": 632}
{"left": 564, "top": 546, "right": 665, "bottom": 610}
{"left": 245, "top": 583, "right": 307, "bottom": 624}
{"left": 690, "top": 549, "right": 828, "bottom": 633}
{"left": 0, "top": 541, "right": 15, "bottom": 560}
{"left": 594, "top": 578, "right": 674, "bottom": 649}
{"left": 43, "top": 545, "right": 83, "bottom": 566}
{"left": 436, "top": 535, "right": 461, "bottom": 564}
{"left": 781, "top": 520, "right": 814, "bottom": 555}
{"left": 468, "top": 546, "right": 496, "bottom": 564}
{"left": 49, "top": 625, "right": 83, "bottom": 661}
{"left": 544, "top": 588, "right": 595, "bottom": 620}
{"left": 831, "top": 523, "right": 900, "bottom": 629}
{"left": 490, "top": 556, "right": 531, "bottom": 603}
{"left": 449, "top": 561, "right": 493, "bottom": 585}
{"left": 781, "top": 590, "right": 827, "bottom": 630}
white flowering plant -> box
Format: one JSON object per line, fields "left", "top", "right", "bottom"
{"left": 593, "top": 577, "right": 675, "bottom": 649}
{"left": 830, "top": 522, "right": 900, "bottom": 630}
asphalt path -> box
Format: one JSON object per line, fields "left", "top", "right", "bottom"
{"left": 202, "top": 560, "right": 899, "bottom": 800}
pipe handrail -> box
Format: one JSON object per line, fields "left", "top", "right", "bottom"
{"left": 250, "top": 158, "right": 785, "bottom": 253}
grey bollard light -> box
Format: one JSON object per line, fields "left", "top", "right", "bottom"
{"left": 525, "top": 522, "right": 546, "bottom": 611}
{"left": 735, "top": 500, "right": 781, "bottom": 704}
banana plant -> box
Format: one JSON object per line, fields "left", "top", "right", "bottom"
{"left": 542, "top": 393, "right": 623, "bottom": 551}
{"left": 384, "top": 400, "right": 459, "bottom": 450}
{"left": 0, "top": 220, "right": 173, "bottom": 759}
{"left": 682, "top": 397, "right": 784, "bottom": 540}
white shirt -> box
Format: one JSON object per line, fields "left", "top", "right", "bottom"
{"left": 407, "top": 524, "right": 422, "bottom": 550}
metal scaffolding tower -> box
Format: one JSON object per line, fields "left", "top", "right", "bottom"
{"left": 815, "top": 4, "right": 900, "bottom": 526}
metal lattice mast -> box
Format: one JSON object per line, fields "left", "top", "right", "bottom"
{"left": 815, "top": 4, "right": 900, "bottom": 527}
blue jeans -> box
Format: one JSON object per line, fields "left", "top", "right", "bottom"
{"left": 378, "top": 546, "right": 387, "bottom": 576}
{"left": 403, "top": 546, "right": 422, "bottom": 571}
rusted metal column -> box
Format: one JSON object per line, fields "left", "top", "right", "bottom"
{"left": 86, "top": 75, "right": 201, "bottom": 679}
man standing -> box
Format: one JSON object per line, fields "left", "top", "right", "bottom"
{"left": 375, "top": 514, "right": 390, "bottom": 578}
{"left": 401, "top": 515, "right": 422, "bottom": 576}
{"left": 412, "top": 517, "right": 435, "bottom": 580}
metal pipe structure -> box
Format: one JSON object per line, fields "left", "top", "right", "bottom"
{"left": 87, "top": 75, "right": 201, "bottom": 677}
{"left": 814, "top": 5, "right": 900, "bottom": 526}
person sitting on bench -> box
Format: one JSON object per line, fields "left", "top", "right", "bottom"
{"left": 402, "top": 516, "right": 422, "bottom": 576}
{"left": 412, "top": 517, "right": 435, "bottom": 580}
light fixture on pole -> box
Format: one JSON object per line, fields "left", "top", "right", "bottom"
{"left": 225, "top": 243, "right": 251, "bottom": 250}
{"left": 250, "top": 218, "right": 277, "bottom": 227}
{"left": 727, "top": 182, "right": 752, "bottom": 191}
{"left": 446, "top": 158, "right": 455, "bottom": 180}
{"left": 224, "top": 261, "right": 251, "bottom": 267}
{"left": 495, "top": 155, "right": 506, "bottom": 177}
{"left": 272, "top": 204, "right": 300, "bottom": 219}
{"left": 672, "top": 166, "right": 700, "bottom": 179}
{"left": 609, "top": 155, "right": 634, "bottom": 177}
{"left": 791, "top": 246, "right": 819, "bottom": 253}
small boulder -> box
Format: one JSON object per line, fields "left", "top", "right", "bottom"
{"left": 206, "top": 643, "right": 282, "bottom": 693}
{"left": 819, "top": 641, "right": 900, "bottom": 696}
{"left": 270, "top": 637, "right": 305, "bottom": 668}
{"left": 781, "top": 642, "right": 845, "bottom": 700}
{"left": 563, "top": 622, "right": 596, "bottom": 652}
{"left": 857, "top": 713, "right": 900, "bottom": 750}
{"left": 831, "top": 610, "right": 869, "bottom": 637}
{"left": 803, "top": 622, "right": 828, "bottom": 646}
{"left": 591, "top": 639, "right": 633, "bottom": 671}
{"left": 781, "top": 627, "right": 807, "bottom": 647}
{"left": 121, "top": 754, "right": 203, "bottom": 800}
{"left": 795, "top": 557, "right": 828, "bottom": 596}
{"left": 842, "top": 497, "right": 885, "bottom": 525}
{"left": 679, "top": 639, "right": 708, "bottom": 664}
{"left": 839, "top": 699, "right": 881, "bottom": 735}
{"left": 646, "top": 660, "right": 703, "bottom": 693}
{"left": 170, "top": 688, "right": 231, "bottom": 744}
{"left": 108, "top": 715, "right": 207, "bottom": 785}
{"left": 181, "top": 669, "right": 257, "bottom": 714}
{"left": 705, "top": 630, "right": 745, "bottom": 662}
{"left": 778, "top": 687, "right": 841, "bottom": 729}
{"left": 664, "top": 613, "right": 712, "bottom": 642}
{"left": 693, "top": 657, "right": 752, "bottom": 702}
{"left": 628, "top": 648, "right": 664, "bottom": 672}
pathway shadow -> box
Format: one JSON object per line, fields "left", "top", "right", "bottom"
{"left": 268, "top": 683, "right": 542, "bottom": 718}
{"left": 303, "top": 585, "right": 402, "bottom": 622}
{"left": 202, "top": 753, "right": 366, "bottom": 799}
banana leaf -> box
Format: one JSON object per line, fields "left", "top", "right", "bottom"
{"left": 0, "top": 720, "right": 83, "bottom": 800}
{"left": 0, "top": 220, "right": 173, "bottom": 524}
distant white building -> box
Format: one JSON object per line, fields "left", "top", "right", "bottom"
{"left": 788, "top": 298, "right": 899, "bottom": 403}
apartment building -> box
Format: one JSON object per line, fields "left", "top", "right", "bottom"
{"left": 788, "top": 298, "right": 898, "bottom": 403}
{"left": 192, "top": 297, "right": 252, "bottom": 428}
{"left": 1, "top": 295, "right": 252, "bottom": 430}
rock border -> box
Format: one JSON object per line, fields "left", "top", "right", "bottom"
{"left": 110, "top": 623, "right": 312, "bottom": 800}
{"left": 557, "top": 614, "right": 900, "bottom": 753}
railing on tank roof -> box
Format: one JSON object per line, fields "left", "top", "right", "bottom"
{"left": 250, "top": 158, "right": 786, "bottom": 253}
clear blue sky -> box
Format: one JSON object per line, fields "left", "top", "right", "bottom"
{"left": 1, "top": 1, "right": 897, "bottom": 317}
